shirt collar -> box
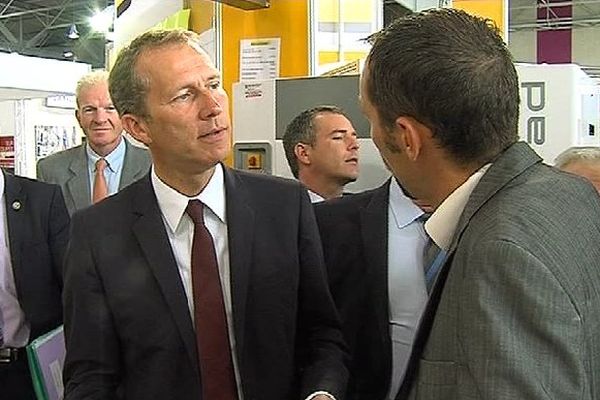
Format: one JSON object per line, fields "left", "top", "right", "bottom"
{"left": 307, "top": 189, "right": 325, "bottom": 203}
{"left": 151, "top": 163, "right": 226, "bottom": 233}
{"left": 389, "top": 178, "right": 426, "bottom": 228}
{"left": 425, "top": 163, "right": 491, "bottom": 251}
{"left": 86, "top": 136, "right": 125, "bottom": 172}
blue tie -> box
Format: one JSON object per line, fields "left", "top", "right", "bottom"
{"left": 419, "top": 213, "right": 448, "bottom": 292}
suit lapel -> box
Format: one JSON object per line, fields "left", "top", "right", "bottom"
{"left": 130, "top": 175, "right": 199, "bottom": 376}
{"left": 360, "top": 181, "right": 391, "bottom": 356}
{"left": 397, "top": 142, "right": 543, "bottom": 399}
{"left": 66, "top": 145, "right": 90, "bottom": 210}
{"left": 222, "top": 167, "right": 254, "bottom": 362}
{"left": 4, "top": 172, "right": 25, "bottom": 284}
{"left": 448, "top": 141, "right": 542, "bottom": 254}
{"left": 119, "top": 139, "right": 149, "bottom": 189}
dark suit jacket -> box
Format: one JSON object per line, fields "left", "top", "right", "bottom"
{"left": 36, "top": 138, "right": 151, "bottom": 215}
{"left": 399, "top": 142, "right": 600, "bottom": 400}
{"left": 3, "top": 170, "right": 70, "bottom": 341}
{"left": 62, "top": 167, "right": 348, "bottom": 400}
{"left": 315, "top": 181, "right": 391, "bottom": 400}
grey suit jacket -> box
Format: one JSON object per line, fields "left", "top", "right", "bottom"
{"left": 399, "top": 142, "right": 600, "bottom": 400}
{"left": 36, "top": 137, "right": 151, "bottom": 215}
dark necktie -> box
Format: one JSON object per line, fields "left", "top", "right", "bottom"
{"left": 186, "top": 200, "right": 237, "bottom": 400}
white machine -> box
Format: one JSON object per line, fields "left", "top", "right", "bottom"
{"left": 232, "top": 64, "right": 600, "bottom": 190}
{"left": 517, "top": 63, "right": 600, "bottom": 164}
{"left": 232, "top": 75, "right": 390, "bottom": 193}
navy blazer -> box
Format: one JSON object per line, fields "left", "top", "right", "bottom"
{"left": 3, "top": 170, "right": 70, "bottom": 341}
{"left": 63, "top": 167, "right": 348, "bottom": 400}
{"left": 315, "top": 181, "right": 392, "bottom": 400}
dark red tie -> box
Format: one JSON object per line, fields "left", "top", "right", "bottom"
{"left": 186, "top": 200, "right": 237, "bottom": 400}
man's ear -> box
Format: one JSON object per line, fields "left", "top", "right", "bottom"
{"left": 294, "top": 143, "right": 311, "bottom": 166}
{"left": 121, "top": 114, "right": 152, "bottom": 146}
{"left": 394, "top": 116, "right": 430, "bottom": 161}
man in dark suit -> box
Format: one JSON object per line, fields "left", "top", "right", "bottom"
{"left": 62, "top": 29, "right": 347, "bottom": 400}
{"left": 37, "top": 70, "right": 151, "bottom": 215}
{"left": 315, "top": 179, "right": 430, "bottom": 400}
{"left": 0, "top": 169, "right": 70, "bottom": 399}
{"left": 360, "top": 8, "right": 600, "bottom": 400}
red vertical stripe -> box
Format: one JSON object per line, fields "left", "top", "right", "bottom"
{"left": 536, "top": 0, "right": 572, "bottom": 63}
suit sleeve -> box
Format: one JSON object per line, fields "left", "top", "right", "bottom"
{"left": 48, "top": 185, "right": 70, "bottom": 287}
{"left": 63, "top": 212, "right": 121, "bottom": 400}
{"left": 296, "top": 188, "right": 349, "bottom": 399}
{"left": 457, "top": 240, "right": 583, "bottom": 399}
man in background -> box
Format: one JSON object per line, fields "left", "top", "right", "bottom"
{"left": 283, "top": 105, "right": 360, "bottom": 202}
{"left": 555, "top": 146, "right": 600, "bottom": 193}
{"left": 0, "top": 169, "right": 70, "bottom": 399}
{"left": 316, "top": 176, "right": 430, "bottom": 400}
{"left": 37, "top": 70, "right": 151, "bottom": 215}
{"left": 362, "top": 8, "right": 600, "bottom": 399}
{"left": 62, "top": 29, "right": 347, "bottom": 400}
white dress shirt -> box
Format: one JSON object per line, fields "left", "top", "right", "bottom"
{"left": 0, "top": 171, "right": 30, "bottom": 347}
{"left": 386, "top": 179, "right": 429, "bottom": 399}
{"left": 152, "top": 164, "right": 334, "bottom": 400}
{"left": 307, "top": 189, "right": 326, "bottom": 203}
{"left": 151, "top": 163, "right": 245, "bottom": 397}
{"left": 425, "top": 164, "right": 491, "bottom": 250}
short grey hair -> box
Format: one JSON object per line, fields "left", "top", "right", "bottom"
{"left": 554, "top": 146, "right": 600, "bottom": 168}
{"left": 109, "top": 28, "right": 205, "bottom": 119}
{"left": 76, "top": 70, "right": 109, "bottom": 107}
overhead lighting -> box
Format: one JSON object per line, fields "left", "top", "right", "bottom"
{"left": 63, "top": 50, "right": 74, "bottom": 58}
{"left": 90, "top": 5, "right": 115, "bottom": 34}
{"left": 67, "top": 24, "right": 79, "bottom": 40}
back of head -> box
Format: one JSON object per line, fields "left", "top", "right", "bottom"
{"left": 365, "top": 8, "right": 519, "bottom": 166}
{"left": 282, "top": 105, "right": 347, "bottom": 178}
{"left": 109, "top": 28, "right": 203, "bottom": 119}
{"left": 555, "top": 146, "right": 600, "bottom": 169}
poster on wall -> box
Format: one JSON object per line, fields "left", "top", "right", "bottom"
{"left": 35, "top": 125, "right": 78, "bottom": 160}
{"left": 0, "top": 136, "right": 15, "bottom": 171}
{"left": 240, "top": 38, "right": 280, "bottom": 82}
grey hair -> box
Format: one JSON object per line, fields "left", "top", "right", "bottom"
{"left": 554, "top": 146, "right": 600, "bottom": 168}
{"left": 109, "top": 28, "right": 205, "bottom": 119}
{"left": 76, "top": 70, "right": 109, "bottom": 107}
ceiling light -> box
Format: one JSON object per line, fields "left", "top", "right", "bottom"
{"left": 90, "top": 5, "right": 115, "bottom": 33}
{"left": 63, "top": 50, "right": 74, "bottom": 58}
{"left": 67, "top": 24, "right": 79, "bottom": 39}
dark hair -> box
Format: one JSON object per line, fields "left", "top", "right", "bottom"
{"left": 282, "top": 105, "right": 348, "bottom": 178}
{"left": 366, "top": 8, "right": 519, "bottom": 165}
{"left": 109, "top": 29, "right": 204, "bottom": 119}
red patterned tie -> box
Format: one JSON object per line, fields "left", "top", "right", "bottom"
{"left": 186, "top": 200, "right": 237, "bottom": 400}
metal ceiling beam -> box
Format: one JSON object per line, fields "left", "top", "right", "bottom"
{"left": 0, "top": 19, "right": 16, "bottom": 43}
{"left": 25, "top": 0, "right": 69, "bottom": 47}
{"left": 0, "top": 0, "right": 89, "bottom": 20}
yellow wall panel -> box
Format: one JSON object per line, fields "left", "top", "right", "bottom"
{"left": 454, "top": 0, "right": 506, "bottom": 38}
{"left": 186, "top": 0, "right": 215, "bottom": 33}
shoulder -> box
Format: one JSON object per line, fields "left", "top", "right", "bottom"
{"left": 226, "top": 167, "right": 304, "bottom": 196}
{"left": 37, "top": 145, "right": 83, "bottom": 168}
{"left": 125, "top": 140, "right": 151, "bottom": 159}
{"left": 316, "top": 184, "right": 387, "bottom": 218}
{"left": 5, "top": 173, "right": 61, "bottom": 202}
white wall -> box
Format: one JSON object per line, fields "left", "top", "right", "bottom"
{"left": 19, "top": 99, "right": 82, "bottom": 178}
